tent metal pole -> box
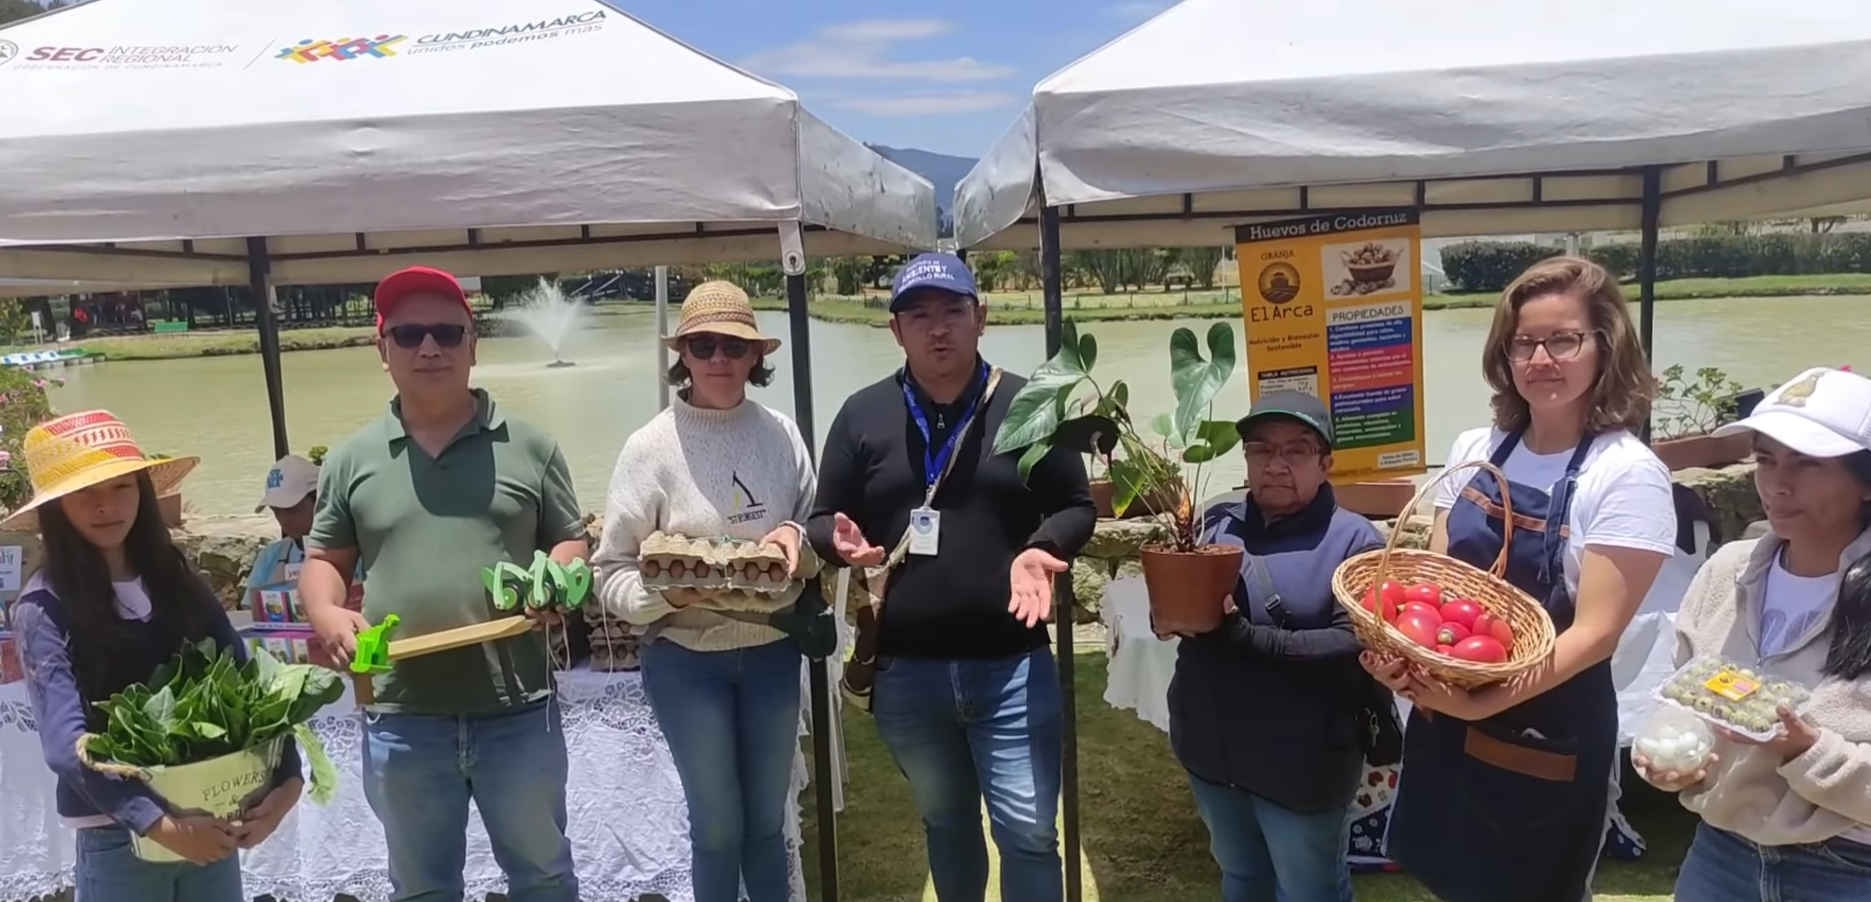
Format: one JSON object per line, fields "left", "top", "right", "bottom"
{"left": 655, "top": 264, "right": 671, "bottom": 411}
{"left": 245, "top": 237, "right": 290, "bottom": 459}
{"left": 784, "top": 246, "right": 841, "bottom": 902}
{"left": 1039, "top": 201, "right": 1083, "bottom": 902}
{"left": 1638, "top": 166, "right": 1661, "bottom": 443}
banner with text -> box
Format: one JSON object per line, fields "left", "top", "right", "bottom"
{"left": 1234, "top": 210, "right": 1427, "bottom": 484}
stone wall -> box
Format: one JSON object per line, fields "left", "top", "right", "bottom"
{"left": 170, "top": 463, "right": 1760, "bottom": 618}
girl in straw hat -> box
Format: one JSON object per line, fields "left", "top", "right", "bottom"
{"left": 592, "top": 281, "right": 819, "bottom": 902}
{"left": 6, "top": 411, "right": 305, "bottom": 901}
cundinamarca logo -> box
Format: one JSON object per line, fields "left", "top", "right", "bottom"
{"left": 408, "top": 10, "right": 607, "bottom": 55}
{"left": 276, "top": 34, "right": 408, "bottom": 64}
{"left": 0, "top": 40, "right": 18, "bottom": 68}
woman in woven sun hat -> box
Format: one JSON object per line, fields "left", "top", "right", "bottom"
{"left": 1635, "top": 366, "right": 1871, "bottom": 902}
{"left": 7, "top": 411, "right": 305, "bottom": 901}
{"left": 592, "top": 280, "right": 821, "bottom": 902}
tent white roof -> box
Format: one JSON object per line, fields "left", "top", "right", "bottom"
{"left": 0, "top": 0, "right": 936, "bottom": 285}
{"left": 954, "top": 0, "right": 1871, "bottom": 250}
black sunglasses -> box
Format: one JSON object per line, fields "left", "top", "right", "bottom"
{"left": 684, "top": 335, "right": 751, "bottom": 360}
{"left": 383, "top": 323, "right": 468, "bottom": 349}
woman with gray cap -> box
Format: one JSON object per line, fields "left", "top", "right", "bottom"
{"left": 1637, "top": 366, "right": 1871, "bottom": 902}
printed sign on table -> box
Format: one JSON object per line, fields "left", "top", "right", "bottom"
{"left": 1234, "top": 210, "right": 1427, "bottom": 484}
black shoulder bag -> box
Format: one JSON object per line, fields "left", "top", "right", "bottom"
{"left": 1242, "top": 553, "right": 1405, "bottom": 768}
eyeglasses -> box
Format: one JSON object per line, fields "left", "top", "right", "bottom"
{"left": 382, "top": 323, "right": 468, "bottom": 349}
{"left": 1244, "top": 442, "right": 1322, "bottom": 466}
{"left": 1505, "top": 330, "right": 1597, "bottom": 362}
{"left": 684, "top": 335, "right": 751, "bottom": 360}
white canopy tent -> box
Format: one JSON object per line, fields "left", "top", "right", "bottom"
{"left": 0, "top": 0, "right": 934, "bottom": 286}
{"left": 954, "top": 0, "right": 1871, "bottom": 251}
{"left": 953, "top": 5, "right": 1871, "bottom": 900}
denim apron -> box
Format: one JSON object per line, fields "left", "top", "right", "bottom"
{"left": 1385, "top": 432, "right": 1615, "bottom": 902}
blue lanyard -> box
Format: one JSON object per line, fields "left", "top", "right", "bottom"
{"left": 902, "top": 362, "right": 988, "bottom": 489}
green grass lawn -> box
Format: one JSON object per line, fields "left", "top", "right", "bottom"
{"left": 801, "top": 653, "right": 1690, "bottom": 902}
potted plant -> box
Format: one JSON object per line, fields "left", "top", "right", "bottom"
{"left": 1652, "top": 364, "right": 1750, "bottom": 471}
{"left": 307, "top": 445, "right": 329, "bottom": 467}
{"left": 995, "top": 321, "right": 1244, "bottom": 634}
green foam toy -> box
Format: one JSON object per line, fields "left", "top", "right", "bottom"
{"left": 484, "top": 562, "right": 532, "bottom": 612}
{"left": 350, "top": 614, "right": 400, "bottom": 675}
{"left": 483, "top": 554, "right": 592, "bottom": 612}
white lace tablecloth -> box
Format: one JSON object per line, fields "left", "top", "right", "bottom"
{"left": 0, "top": 667, "right": 808, "bottom": 902}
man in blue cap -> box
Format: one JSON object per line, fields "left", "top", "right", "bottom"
{"left": 807, "top": 253, "right": 1096, "bottom": 902}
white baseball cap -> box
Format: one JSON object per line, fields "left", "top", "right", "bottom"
{"left": 255, "top": 455, "right": 320, "bottom": 512}
{"left": 1711, "top": 367, "right": 1871, "bottom": 458}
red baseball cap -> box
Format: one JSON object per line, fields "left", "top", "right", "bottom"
{"left": 373, "top": 266, "right": 470, "bottom": 330}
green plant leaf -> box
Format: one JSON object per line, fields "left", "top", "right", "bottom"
{"left": 991, "top": 325, "right": 1095, "bottom": 458}
{"left": 1108, "top": 458, "right": 1148, "bottom": 517}
{"left": 1182, "top": 420, "right": 1243, "bottom": 463}
{"left": 1016, "top": 441, "right": 1050, "bottom": 481}
{"left": 1170, "top": 322, "right": 1238, "bottom": 440}
{"left": 1110, "top": 380, "right": 1129, "bottom": 412}
{"left": 295, "top": 723, "right": 341, "bottom": 806}
{"left": 1079, "top": 332, "right": 1098, "bottom": 374}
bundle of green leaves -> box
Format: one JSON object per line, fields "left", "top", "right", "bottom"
{"left": 86, "top": 639, "right": 342, "bottom": 802}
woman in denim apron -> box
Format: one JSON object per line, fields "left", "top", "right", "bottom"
{"left": 1366, "top": 257, "right": 1678, "bottom": 902}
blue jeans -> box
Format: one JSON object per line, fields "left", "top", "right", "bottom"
{"left": 872, "top": 645, "right": 1064, "bottom": 902}
{"left": 1185, "top": 774, "right": 1352, "bottom": 902}
{"left": 641, "top": 637, "right": 804, "bottom": 902}
{"left": 1677, "top": 821, "right": 1871, "bottom": 902}
{"left": 363, "top": 702, "right": 577, "bottom": 902}
{"left": 73, "top": 827, "right": 242, "bottom": 902}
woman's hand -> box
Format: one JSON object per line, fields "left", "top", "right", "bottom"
{"left": 1719, "top": 704, "right": 1821, "bottom": 761}
{"left": 148, "top": 814, "right": 238, "bottom": 865}
{"left": 1633, "top": 751, "right": 1718, "bottom": 793}
{"left": 234, "top": 778, "right": 304, "bottom": 849}
{"left": 1361, "top": 651, "right": 1415, "bottom": 698}
{"left": 759, "top": 523, "right": 803, "bottom": 576}
{"left": 1008, "top": 548, "right": 1068, "bottom": 627}
{"left": 1402, "top": 670, "right": 1491, "bottom": 721}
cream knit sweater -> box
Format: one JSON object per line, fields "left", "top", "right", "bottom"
{"left": 591, "top": 396, "right": 820, "bottom": 652}
{"left": 1672, "top": 525, "right": 1871, "bottom": 846}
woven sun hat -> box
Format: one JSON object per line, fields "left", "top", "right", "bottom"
{"left": 662, "top": 281, "right": 781, "bottom": 355}
{"left": 1, "top": 410, "right": 199, "bottom": 532}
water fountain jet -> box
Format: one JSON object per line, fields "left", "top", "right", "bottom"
{"left": 507, "top": 277, "right": 585, "bottom": 368}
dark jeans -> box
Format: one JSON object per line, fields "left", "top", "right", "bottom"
{"left": 363, "top": 702, "right": 578, "bottom": 902}
{"left": 1185, "top": 774, "right": 1352, "bottom": 902}
{"left": 872, "top": 645, "right": 1064, "bottom": 902}
{"left": 642, "top": 637, "right": 804, "bottom": 902}
{"left": 1676, "top": 821, "right": 1871, "bottom": 902}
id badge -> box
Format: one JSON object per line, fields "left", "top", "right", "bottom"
{"left": 908, "top": 507, "right": 940, "bottom": 556}
{"left": 282, "top": 561, "right": 303, "bottom": 583}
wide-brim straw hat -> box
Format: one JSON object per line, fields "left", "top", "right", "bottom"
{"left": 1, "top": 410, "right": 199, "bottom": 532}
{"left": 661, "top": 281, "right": 781, "bottom": 356}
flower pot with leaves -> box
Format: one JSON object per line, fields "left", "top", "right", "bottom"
{"left": 1653, "top": 365, "right": 1751, "bottom": 470}
{"left": 995, "top": 321, "right": 1244, "bottom": 634}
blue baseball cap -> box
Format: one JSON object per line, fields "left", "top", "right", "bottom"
{"left": 890, "top": 253, "right": 979, "bottom": 312}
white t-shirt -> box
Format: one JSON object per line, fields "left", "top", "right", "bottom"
{"left": 1759, "top": 556, "right": 1836, "bottom": 658}
{"left": 1434, "top": 428, "right": 1678, "bottom": 599}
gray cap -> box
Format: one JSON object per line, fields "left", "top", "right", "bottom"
{"left": 1235, "top": 390, "right": 1334, "bottom": 448}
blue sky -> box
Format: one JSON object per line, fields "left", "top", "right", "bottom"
{"left": 617, "top": 0, "right": 1177, "bottom": 158}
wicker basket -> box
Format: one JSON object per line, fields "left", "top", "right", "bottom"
{"left": 1331, "top": 460, "right": 1556, "bottom": 689}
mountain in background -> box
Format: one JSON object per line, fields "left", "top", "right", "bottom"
{"left": 867, "top": 145, "right": 979, "bottom": 214}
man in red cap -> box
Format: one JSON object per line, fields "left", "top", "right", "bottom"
{"left": 300, "top": 265, "right": 589, "bottom": 902}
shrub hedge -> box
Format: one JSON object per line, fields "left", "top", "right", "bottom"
{"left": 1439, "top": 232, "right": 1871, "bottom": 293}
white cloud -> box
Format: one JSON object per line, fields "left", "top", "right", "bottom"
{"left": 739, "top": 18, "right": 1015, "bottom": 83}
{"left": 835, "top": 92, "right": 1021, "bottom": 116}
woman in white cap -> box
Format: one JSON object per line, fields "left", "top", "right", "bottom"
{"left": 7, "top": 411, "right": 305, "bottom": 901}
{"left": 590, "top": 281, "right": 818, "bottom": 902}
{"left": 1638, "top": 366, "right": 1871, "bottom": 901}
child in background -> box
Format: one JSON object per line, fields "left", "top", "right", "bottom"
{"left": 8, "top": 412, "right": 304, "bottom": 902}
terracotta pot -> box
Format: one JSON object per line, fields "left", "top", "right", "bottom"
{"left": 1335, "top": 478, "right": 1417, "bottom": 518}
{"left": 157, "top": 491, "right": 184, "bottom": 528}
{"left": 1652, "top": 432, "right": 1751, "bottom": 472}
{"left": 1090, "top": 479, "right": 1118, "bottom": 518}
{"left": 1140, "top": 543, "right": 1244, "bottom": 635}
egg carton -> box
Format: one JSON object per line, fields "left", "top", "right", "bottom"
{"left": 1654, "top": 654, "right": 1813, "bottom": 742}
{"left": 640, "top": 531, "right": 793, "bottom": 597}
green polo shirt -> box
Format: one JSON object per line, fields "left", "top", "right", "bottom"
{"left": 308, "top": 390, "right": 586, "bottom": 715}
